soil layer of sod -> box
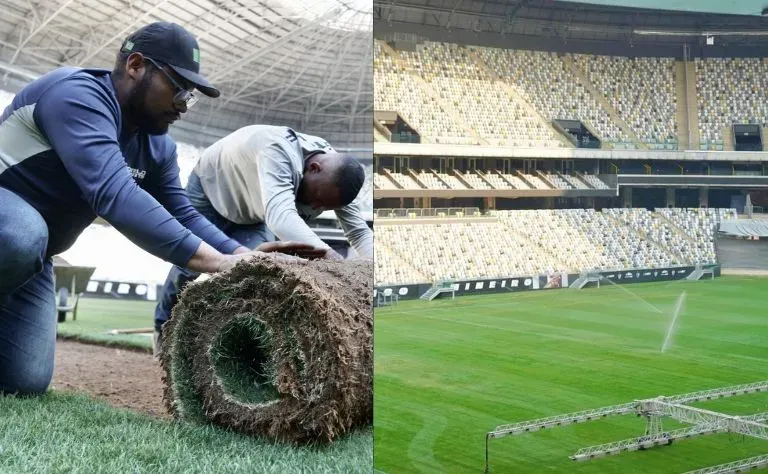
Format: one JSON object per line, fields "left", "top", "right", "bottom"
{"left": 160, "top": 257, "right": 373, "bottom": 445}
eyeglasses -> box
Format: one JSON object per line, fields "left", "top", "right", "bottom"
{"left": 144, "top": 56, "right": 199, "bottom": 109}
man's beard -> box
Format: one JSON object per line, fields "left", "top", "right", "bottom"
{"left": 123, "top": 73, "right": 169, "bottom": 136}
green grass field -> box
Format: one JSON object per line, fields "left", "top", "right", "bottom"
{"left": 56, "top": 298, "right": 156, "bottom": 350}
{"left": 0, "top": 297, "right": 372, "bottom": 473}
{"left": 0, "top": 392, "right": 371, "bottom": 473}
{"left": 374, "top": 276, "right": 768, "bottom": 473}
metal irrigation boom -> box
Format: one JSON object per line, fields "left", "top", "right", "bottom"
{"left": 484, "top": 380, "right": 768, "bottom": 473}
{"left": 682, "top": 454, "right": 768, "bottom": 474}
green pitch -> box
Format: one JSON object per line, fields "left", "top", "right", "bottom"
{"left": 56, "top": 298, "right": 156, "bottom": 350}
{"left": 0, "top": 392, "right": 371, "bottom": 473}
{"left": 374, "top": 276, "right": 768, "bottom": 473}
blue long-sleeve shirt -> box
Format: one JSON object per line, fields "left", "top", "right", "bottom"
{"left": 0, "top": 67, "right": 240, "bottom": 266}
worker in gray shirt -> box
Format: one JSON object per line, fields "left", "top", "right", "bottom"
{"left": 153, "top": 125, "right": 372, "bottom": 353}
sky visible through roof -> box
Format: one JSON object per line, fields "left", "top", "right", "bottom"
{"left": 558, "top": 0, "right": 768, "bottom": 16}
{"left": 284, "top": 0, "right": 372, "bottom": 31}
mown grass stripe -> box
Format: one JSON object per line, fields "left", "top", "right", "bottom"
{"left": 374, "top": 276, "right": 768, "bottom": 474}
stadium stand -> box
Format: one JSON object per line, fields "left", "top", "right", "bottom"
{"left": 461, "top": 170, "right": 491, "bottom": 189}
{"left": 695, "top": 57, "right": 768, "bottom": 149}
{"left": 435, "top": 171, "right": 467, "bottom": 189}
{"left": 374, "top": 126, "right": 389, "bottom": 142}
{"left": 523, "top": 174, "right": 551, "bottom": 190}
{"left": 499, "top": 172, "right": 532, "bottom": 189}
{"left": 397, "top": 42, "right": 563, "bottom": 148}
{"left": 571, "top": 54, "right": 678, "bottom": 149}
{"left": 374, "top": 173, "right": 397, "bottom": 190}
{"left": 376, "top": 41, "right": 689, "bottom": 149}
{"left": 482, "top": 171, "right": 517, "bottom": 190}
{"left": 387, "top": 170, "right": 423, "bottom": 189}
{"left": 603, "top": 208, "right": 686, "bottom": 267}
{"left": 374, "top": 42, "right": 475, "bottom": 145}
{"left": 545, "top": 173, "right": 573, "bottom": 190}
{"left": 561, "top": 173, "right": 589, "bottom": 190}
{"left": 416, "top": 169, "right": 449, "bottom": 189}
{"left": 581, "top": 172, "right": 610, "bottom": 189}
{"left": 375, "top": 243, "right": 428, "bottom": 285}
{"left": 474, "top": 47, "right": 628, "bottom": 144}
{"left": 376, "top": 220, "right": 545, "bottom": 282}
{"left": 657, "top": 207, "right": 737, "bottom": 264}
{"left": 374, "top": 208, "right": 735, "bottom": 285}
{"left": 373, "top": 168, "right": 612, "bottom": 191}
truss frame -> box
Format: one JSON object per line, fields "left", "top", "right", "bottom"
{"left": 485, "top": 381, "right": 768, "bottom": 474}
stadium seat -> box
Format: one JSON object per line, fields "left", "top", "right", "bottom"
{"left": 374, "top": 208, "right": 735, "bottom": 285}
{"left": 696, "top": 57, "right": 768, "bottom": 145}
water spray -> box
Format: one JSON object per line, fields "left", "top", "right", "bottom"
{"left": 662, "top": 291, "right": 686, "bottom": 353}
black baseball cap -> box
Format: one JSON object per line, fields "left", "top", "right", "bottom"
{"left": 120, "top": 22, "right": 220, "bottom": 98}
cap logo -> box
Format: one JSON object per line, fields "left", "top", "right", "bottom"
{"left": 123, "top": 40, "right": 134, "bottom": 52}
{"left": 192, "top": 48, "right": 200, "bottom": 63}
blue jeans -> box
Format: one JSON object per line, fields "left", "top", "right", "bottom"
{"left": 0, "top": 187, "right": 56, "bottom": 395}
{"left": 153, "top": 172, "right": 275, "bottom": 330}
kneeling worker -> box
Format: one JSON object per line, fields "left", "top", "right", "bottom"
{"left": 153, "top": 125, "right": 373, "bottom": 351}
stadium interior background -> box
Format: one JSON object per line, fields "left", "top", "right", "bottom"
{"left": 373, "top": 0, "right": 768, "bottom": 300}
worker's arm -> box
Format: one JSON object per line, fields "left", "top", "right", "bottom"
{"left": 34, "top": 76, "right": 227, "bottom": 269}
{"left": 153, "top": 145, "right": 246, "bottom": 255}
{"left": 335, "top": 200, "right": 373, "bottom": 259}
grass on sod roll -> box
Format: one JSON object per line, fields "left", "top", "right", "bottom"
{"left": 56, "top": 298, "right": 155, "bottom": 351}
{"left": 209, "top": 315, "right": 280, "bottom": 405}
{"left": 161, "top": 258, "right": 373, "bottom": 444}
{"left": 374, "top": 276, "right": 768, "bottom": 474}
{"left": 0, "top": 392, "right": 372, "bottom": 473}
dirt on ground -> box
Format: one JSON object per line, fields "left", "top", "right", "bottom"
{"left": 51, "top": 339, "right": 169, "bottom": 418}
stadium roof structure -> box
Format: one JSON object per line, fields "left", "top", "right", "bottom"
{"left": 559, "top": 0, "right": 768, "bottom": 16}
{"left": 374, "top": 0, "right": 768, "bottom": 57}
{"left": 0, "top": 0, "right": 373, "bottom": 149}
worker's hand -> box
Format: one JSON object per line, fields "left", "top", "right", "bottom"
{"left": 323, "top": 249, "right": 345, "bottom": 261}
{"left": 216, "top": 250, "right": 305, "bottom": 272}
{"left": 255, "top": 241, "right": 328, "bottom": 259}
{"left": 216, "top": 242, "right": 330, "bottom": 272}
{"left": 216, "top": 254, "right": 246, "bottom": 272}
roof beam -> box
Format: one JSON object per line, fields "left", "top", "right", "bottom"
{"left": 223, "top": 82, "right": 356, "bottom": 98}
{"left": 206, "top": 7, "right": 339, "bottom": 83}
{"left": 0, "top": 38, "right": 63, "bottom": 68}
{"left": 268, "top": 60, "right": 363, "bottom": 112}
{"left": 0, "top": 60, "right": 39, "bottom": 81}
{"left": 75, "top": 0, "right": 172, "bottom": 67}
{"left": 348, "top": 40, "right": 371, "bottom": 131}
{"left": 215, "top": 43, "right": 307, "bottom": 109}
{"left": 314, "top": 88, "right": 368, "bottom": 115}
{"left": 262, "top": 26, "right": 359, "bottom": 111}
{"left": 5, "top": 0, "right": 76, "bottom": 66}
{"left": 305, "top": 27, "right": 361, "bottom": 117}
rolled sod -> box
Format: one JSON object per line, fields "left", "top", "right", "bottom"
{"left": 159, "top": 256, "right": 373, "bottom": 444}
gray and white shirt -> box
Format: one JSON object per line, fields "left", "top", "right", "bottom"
{"left": 194, "top": 125, "right": 373, "bottom": 258}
